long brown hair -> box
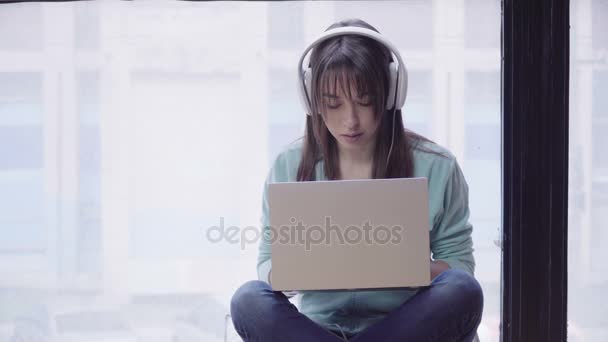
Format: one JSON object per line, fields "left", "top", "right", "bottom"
{"left": 296, "top": 18, "right": 438, "bottom": 181}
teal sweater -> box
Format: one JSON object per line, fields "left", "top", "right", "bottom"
{"left": 257, "top": 138, "right": 475, "bottom": 336}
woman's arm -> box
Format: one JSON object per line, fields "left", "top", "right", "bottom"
{"left": 257, "top": 151, "right": 293, "bottom": 285}
{"left": 429, "top": 159, "right": 476, "bottom": 275}
{"left": 257, "top": 175, "right": 273, "bottom": 284}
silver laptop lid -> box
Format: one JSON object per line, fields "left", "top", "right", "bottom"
{"left": 269, "top": 177, "right": 430, "bottom": 291}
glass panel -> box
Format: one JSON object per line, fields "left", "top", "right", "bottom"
{"left": 464, "top": 0, "right": 501, "bottom": 49}
{"left": 74, "top": 2, "right": 100, "bottom": 51}
{"left": 333, "top": 0, "right": 433, "bottom": 49}
{"left": 268, "top": 69, "right": 305, "bottom": 163}
{"left": 465, "top": 71, "right": 501, "bottom": 124}
{"left": 569, "top": 0, "right": 608, "bottom": 340}
{"left": 268, "top": 2, "right": 305, "bottom": 49}
{"left": 464, "top": 69, "right": 501, "bottom": 342}
{"left": 406, "top": 70, "right": 432, "bottom": 137}
{"left": 593, "top": 71, "right": 608, "bottom": 118}
{"left": 129, "top": 71, "right": 243, "bottom": 260}
{"left": 0, "top": 72, "right": 45, "bottom": 253}
{"left": 0, "top": 2, "right": 501, "bottom": 341}
{"left": 0, "top": 72, "right": 43, "bottom": 125}
{"left": 0, "top": 3, "right": 43, "bottom": 51}
{"left": 592, "top": 0, "right": 608, "bottom": 50}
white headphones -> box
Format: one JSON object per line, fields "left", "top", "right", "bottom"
{"left": 297, "top": 26, "right": 408, "bottom": 116}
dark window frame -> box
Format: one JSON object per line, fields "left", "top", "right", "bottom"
{"left": 501, "top": 0, "right": 569, "bottom": 341}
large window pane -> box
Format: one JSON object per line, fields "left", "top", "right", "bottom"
{"left": 0, "top": 2, "right": 501, "bottom": 341}
{"left": 333, "top": 0, "right": 433, "bottom": 49}
{"left": 464, "top": 0, "right": 500, "bottom": 49}
{"left": 0, "top": 73, "right": 45, "bottom": 253}
{"left": 0, "top": 3, "right": 43, "bottom": 51}
{"left": 569, "top": 0, "right": 608, "bottom": 340}
{"left": 268, "top": 2, "right": 305, "bottom": 49}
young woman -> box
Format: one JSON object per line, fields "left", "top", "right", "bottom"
{"left": 230, "top": 18, "right": 483, "bottom": 342}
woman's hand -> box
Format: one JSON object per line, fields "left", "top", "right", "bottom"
{"left": 430, "top": 259, "right": 450, "bottom": 280}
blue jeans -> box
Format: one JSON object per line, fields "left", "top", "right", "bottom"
{"left": 230, "top": 269, "right": 483, "bottom": 342}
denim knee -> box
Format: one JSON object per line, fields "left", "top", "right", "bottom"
{"left": 230, "top": 280, "right": 271, "bottom": 322}
{"left": 437, "top": 269, "right": 484, "bottom": 315}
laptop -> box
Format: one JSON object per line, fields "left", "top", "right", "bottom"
{"left": 268, "top": 177, "right": 431, "bottom": 291}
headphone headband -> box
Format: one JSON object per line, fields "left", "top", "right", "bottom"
{"left": 297, "top": 26, "right": 408, "bottom": 116}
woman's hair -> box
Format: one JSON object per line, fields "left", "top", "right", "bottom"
{"left": 296, "top": 18, "right": 438, "bottom": 181}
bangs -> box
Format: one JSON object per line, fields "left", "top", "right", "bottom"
{"left": 312, "top": 54, "right": 386, "bottom": 117}
{"left": 319, "top": 66, "right": 372, "bottom": 101}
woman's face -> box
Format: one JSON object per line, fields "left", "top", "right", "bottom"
{"left": 320, "top": 82, "right": 380, "bottom": 153}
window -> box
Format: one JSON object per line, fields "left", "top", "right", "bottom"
{"left": 0, "top": 2, "right": 502, "bottom": 341}
{"left": 405, "top": 70, "right": 432, "bottom": 137}
{"left": 129, "top": 71, "right": 243, "bottom": 260}
{"left": 593, "top": 71, "right": 608, "bottom": 119}
{"left": 465, "top": 0, "right": 501, "bottom": 49}
{"left": 74, "top": 2, "right": 100, "bottom": 51}
{"left": 569, "top": 0, "right": 608, "bottom": 340}
{"left": 333, "top": 0, "right": 433, "bottom": 49}
{"left": 268, "top": 2, "right": 305, "bottom": 49}
{"left": 0, "top": 72, "right": 45, "bottom": 253}
{"left": 268, "top": 69, "right": 305, "bottom": 163}
{"left": 0, "top": 3, "right": 43, "bottom": 51}
{"left": 592, "top": 0, "right": 608, "bottom": 50}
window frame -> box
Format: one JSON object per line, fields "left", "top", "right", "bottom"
{"left": 501, "top": 0, "right": 569, "bottom": 341}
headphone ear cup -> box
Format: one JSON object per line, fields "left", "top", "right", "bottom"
{"left": 304, "top": 68, "right": 313, "bottom": 115}
{"left": 386, "top": 62, "right": 398, "bottom": 110}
